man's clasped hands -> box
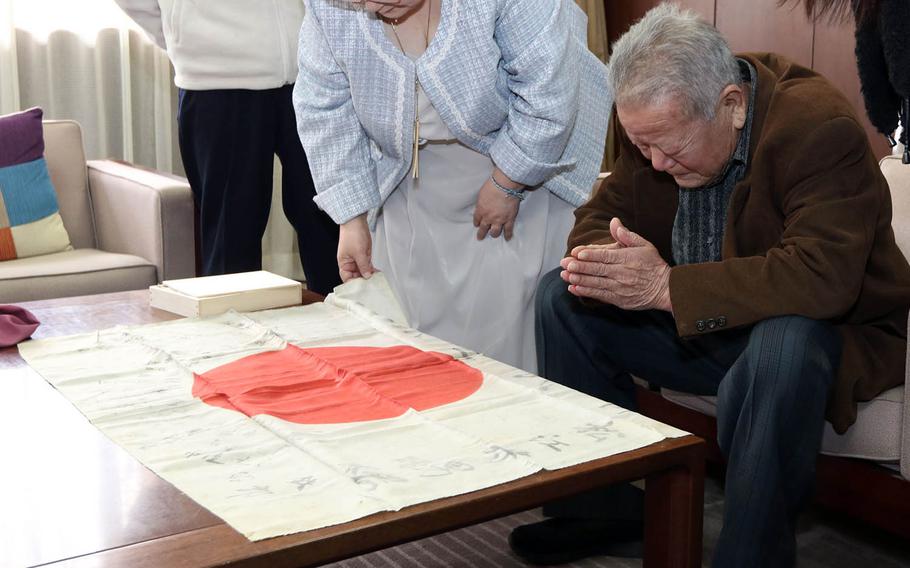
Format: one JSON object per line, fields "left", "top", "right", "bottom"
{"left": 561, "top": 217, "right": 674, "bottom": 313}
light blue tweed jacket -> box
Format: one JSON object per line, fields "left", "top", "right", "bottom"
{"left": 294, "top": 0, "right": 612, "bottom": 225}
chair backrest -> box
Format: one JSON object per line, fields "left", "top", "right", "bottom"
{"left": 881, "top": 156, "right": 910, "bottom": 260}
{"left": 43, "top": 120, "right": 95, "bottom": 249}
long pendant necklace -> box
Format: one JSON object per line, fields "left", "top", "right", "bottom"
{"left": 390, "top": 0, "right": 432, "bottom": 180}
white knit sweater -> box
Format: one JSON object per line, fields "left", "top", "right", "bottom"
{"left": 114, "top": 0, "right": 304, "bottom": 91}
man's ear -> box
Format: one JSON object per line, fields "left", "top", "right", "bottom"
{"left": 719, "top": 84, "right": 747, "bottom": 129}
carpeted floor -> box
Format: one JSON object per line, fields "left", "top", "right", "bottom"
{"left": 324, "top": 478, "right": 910, "bottom": 568}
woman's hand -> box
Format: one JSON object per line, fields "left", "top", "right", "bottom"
{"left": 337, "top": 214, "right": 376, "bottom": 282}
{"left": 473, "top": 169, "right": 523, "bottom": 241}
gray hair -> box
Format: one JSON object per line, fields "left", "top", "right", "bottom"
{"left": 607, "top": 3, "right": 741, "bottom": 120}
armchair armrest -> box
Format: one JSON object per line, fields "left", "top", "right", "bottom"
{"left": 87, "top": 160, "right": 195, "bottom": 282}
{"left": 903, "top": 314, "right": 910, "bottom": 480}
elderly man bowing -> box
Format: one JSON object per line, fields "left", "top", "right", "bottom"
{"left": 510, "top": 4, "right": 910, "bottom": 568}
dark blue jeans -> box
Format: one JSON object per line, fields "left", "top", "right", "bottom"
{"left": 535, "top": 268, "right": 841, "bottom": 568}
{"left": 177, "top": 85, "right": 341, "bottom": 294}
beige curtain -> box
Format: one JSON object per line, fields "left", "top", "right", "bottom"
{"left": 1, "top": 13, "right": 178, "bottom": 172}
{"left": 576, "top": 0, "right": 609, "bottom": 64}
{"left": 575, "top": 0, "right": 615, "bottom": 171}
{"left": 264, "top": 160, "right": 308, "bottom": 280}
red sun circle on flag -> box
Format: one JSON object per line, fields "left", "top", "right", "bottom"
{"left": 192, "top": 345, "right": 484, "bottom": 424}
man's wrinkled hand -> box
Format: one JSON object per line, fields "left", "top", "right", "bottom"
{"left": 560, "top": 217, "right": 673, "bottom": 312}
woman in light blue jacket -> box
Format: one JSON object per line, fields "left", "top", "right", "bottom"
{"left": 294, "top": 0, "right": 611, "bottom": 372}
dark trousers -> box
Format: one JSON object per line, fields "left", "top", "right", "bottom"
{"left": 177, "top": 85, "right": 341, "bottom": 295}
{"left": 535, "top": 268, "right": 841, "bottom": 568}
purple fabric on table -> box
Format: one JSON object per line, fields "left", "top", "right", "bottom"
{"left": 0, "top": 304, "right": 40, "bottom": 347}
{"left": 0, "top": 107, "right": 45, "bottom": 169}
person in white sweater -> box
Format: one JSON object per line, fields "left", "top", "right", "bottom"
{"left": 114, "top": 0, "right": 340, "bottom": 294}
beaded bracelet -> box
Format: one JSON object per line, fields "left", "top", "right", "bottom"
{"left": 489, "top": 174, "right": 526, "bottom": 201}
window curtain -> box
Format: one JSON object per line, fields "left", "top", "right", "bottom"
{"left": 264, "top": 159, "right": 308, "bottom": 280}
{"left": 575, "top": 0, "right": 616, "bottom": 171}
{"left": 0, "top": 0, "right": 306, "bottom": 281}
{"left": 576, "top": 0, "right": 609, "bottom": 64}
{"left": 0, "top": 2, "right": 179, "bottom": 173}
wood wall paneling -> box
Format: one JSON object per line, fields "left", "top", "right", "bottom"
{"left": 605, "top": 0, "right": 715, "bottom": 41}
{"left": 812, "top": 18, "right": 892, "bottom": 158}
{"left": 602, "top": 0, "right": 888, "bottom": 156}
{"left": 715, "top": 0, "right": 814, "bottom": 68}
{"left": 604, "top": 0, "right": 715, "bottom": 40}
{"left": 676, "top": 0, "right": 717, "bottom": 23}
{"left": 604, "top": 0, "right": 660, "bottom": 42}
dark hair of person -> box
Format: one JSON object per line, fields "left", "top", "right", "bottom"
{"left": 780, "top": 0, "right": 881, "bottom": 24}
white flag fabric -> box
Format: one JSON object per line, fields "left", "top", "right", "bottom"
{"left": 18, "top": 276, "right": 686, "bottom": 541}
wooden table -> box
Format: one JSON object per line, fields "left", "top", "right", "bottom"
{"left": 0, "top": 290, "right": 706, "bottom": 568}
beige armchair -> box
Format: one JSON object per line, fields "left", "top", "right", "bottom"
{"left": 0, "top": 120, "right": 195, "bottom": 302}
{"left": 637, "top": 155, "right": 910, "bottom": 537}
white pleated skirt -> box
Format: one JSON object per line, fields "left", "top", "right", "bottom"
{"left": 372, "top": 140, "right": 575, "bottom": 373}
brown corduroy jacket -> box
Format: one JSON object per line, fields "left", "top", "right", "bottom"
{"left": 569, "top": 53, "right": 910, "bottom": 433}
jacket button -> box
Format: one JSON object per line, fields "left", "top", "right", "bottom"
{"left": 696, "top": 320, "right": 706, "bottom": 332}
{"left": 717, "top": 316, "right": 727, "bottom": 328}
{"left": 707, "top": 318, "right": 717, "bottom": 330}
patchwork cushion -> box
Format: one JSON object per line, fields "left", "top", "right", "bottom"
{"left": 0, "top": 108, "right": 72, "bottom": 261}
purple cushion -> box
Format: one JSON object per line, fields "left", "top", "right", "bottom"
{"left": 0, "top": 107, "right": 72, "bottom": 261}
{"left": 0, "top": 304, "right": 40, "bottom": 347}
{"left": 0, "top": 108, "right": 45, "bottom": 169}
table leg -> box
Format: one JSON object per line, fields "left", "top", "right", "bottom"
{"left": 643, "top": 457, "right": 705, "bottom": 568}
